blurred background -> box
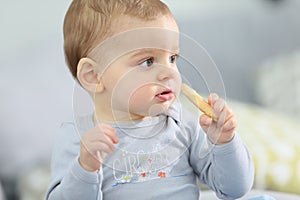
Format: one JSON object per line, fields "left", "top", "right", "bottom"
{"left": 1, "top": 0, "right": 300, "bottom": 199}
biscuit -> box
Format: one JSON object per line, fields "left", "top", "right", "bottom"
{"left": 181, "top": 83, "right": 217, "bottom": 121}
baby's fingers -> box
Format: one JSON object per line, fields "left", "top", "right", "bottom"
{"left": 208, "top": 93, "right": 219, "bottom": 106}
{"left": 91, "top": 141, "right": 114, "bottom": 154}
{"left": 222, "top": 115, "right": 237, "bottom": 133}
{"left": 99, "top": 124, "right": 119, "bottom": 144}
{"left": 213, "top": 98, "right": 226, "bottom": 118}
{"left": 199, "top": 114, "right": 212, "bottom": 133}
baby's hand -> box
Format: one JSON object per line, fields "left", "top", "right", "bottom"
{"left": 199, "top": 93, "right": 237, "bottom": 145}
{"left": 79, "top": 123, "right": 119, "bottom": 172}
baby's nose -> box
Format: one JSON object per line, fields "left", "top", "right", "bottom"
{"left": 157, "top": 65, "right": 177, "bottom": 82}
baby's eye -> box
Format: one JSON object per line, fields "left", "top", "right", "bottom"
{"left": 139, "top": 57, "right": 154, "bottom": 67}
{"left": 169, "top": 54, "right": 178, "bottom": 64}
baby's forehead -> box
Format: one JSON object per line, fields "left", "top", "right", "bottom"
{"left": 89, "top": 28, "right": 179, "bottom": 63}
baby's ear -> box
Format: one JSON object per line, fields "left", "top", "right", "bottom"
{"left": 77, "top": 58, "right": 104, "bottom": 93}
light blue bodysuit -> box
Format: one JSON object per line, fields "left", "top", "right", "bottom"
{"left": 46, "top": 103, "right": 254, "bottom": 200}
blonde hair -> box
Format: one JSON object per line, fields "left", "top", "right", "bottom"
{"left": 63, "top": 0, "right": 172, "bottom": 79}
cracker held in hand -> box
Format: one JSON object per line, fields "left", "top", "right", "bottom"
{"left": 181, "top": 83, "right": 218, "bottom": 121}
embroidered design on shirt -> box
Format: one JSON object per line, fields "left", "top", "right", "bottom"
{"left": 110, "top": 144, "right": 187, "bottom": 187}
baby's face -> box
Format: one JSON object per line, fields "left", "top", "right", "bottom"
{"left": 104, "top": 48, "right": 181, "bottom": 119}
{"left": 91, "top": 15, "right": 181, "bottom": 121}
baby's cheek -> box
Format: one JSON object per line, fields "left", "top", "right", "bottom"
{"left": 129, "top": 87, "right": 153, "bottom": 106}
{"left": 174, "top": 70, "right": 182, "bottom": 97}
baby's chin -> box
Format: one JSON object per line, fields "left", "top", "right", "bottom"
{"left": 147, "top": 103, "right": 172, "bottom": 117}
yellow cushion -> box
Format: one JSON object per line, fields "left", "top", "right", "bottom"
{"left": 232, "top": 100, "right": 300, "bottom": 195}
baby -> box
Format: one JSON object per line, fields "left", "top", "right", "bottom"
{"left": 46, "top": 0, "right": 254, "bottom": 199}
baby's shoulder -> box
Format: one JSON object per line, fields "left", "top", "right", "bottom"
{"left": 58, "top": 114, "right": 94, "bottom": 138}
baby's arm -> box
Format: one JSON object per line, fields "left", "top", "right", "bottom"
{"left": 197, "top": 133, "right": 254, "bottom": 199}
{"left": 189, "top": 94, "right": 254, "bottom": 199}
{"left": 46, "top": 122, "right": 118, "bottom": 200}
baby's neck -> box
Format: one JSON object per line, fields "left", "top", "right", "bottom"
{"left": 93, "top": 109, "right": 150, "bottom": 124}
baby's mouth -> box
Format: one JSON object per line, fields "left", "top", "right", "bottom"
{"left": 155, "top": 89, "right": 174, "bottom": 101}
